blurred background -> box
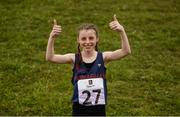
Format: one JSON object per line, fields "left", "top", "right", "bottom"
{"left": 0, "top": 0, "right": 179, "bottom": 116}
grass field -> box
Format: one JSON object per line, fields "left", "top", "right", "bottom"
{"left": 0, "top": 0, "right": 180, "bottom": 116}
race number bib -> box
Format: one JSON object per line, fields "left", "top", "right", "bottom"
{"left": 78, "top": 78, "right": 105, "bottom": 106}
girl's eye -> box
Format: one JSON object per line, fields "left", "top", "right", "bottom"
{"left": 81, "top": 37, "right": 86, "bottom": 41}
{"left": 89, "top": 36, "right": 94, "bottom": 40}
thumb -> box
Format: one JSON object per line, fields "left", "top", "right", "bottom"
{"left": 113, "top": 14, "right": 117, "bottom": 21}
{"left": 54, "top": 19, "right": 57, "bottom": 25}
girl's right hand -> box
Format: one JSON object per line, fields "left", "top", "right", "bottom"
{"left": 49, "top": 19, "right": 62, "bottom": 38}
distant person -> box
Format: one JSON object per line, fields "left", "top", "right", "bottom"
{"left": 46, "top": 14, "right": 131, "bottom": 116}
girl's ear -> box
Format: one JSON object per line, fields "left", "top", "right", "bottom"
{"left": 96, "top": 38, "right": 99, "bottom": 42}
{"left": 77, "top": 37, "right": 79, "bottom": 43}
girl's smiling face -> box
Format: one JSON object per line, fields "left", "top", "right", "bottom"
{"left": 78, "top": 29, "right": 99, "bottom": 52}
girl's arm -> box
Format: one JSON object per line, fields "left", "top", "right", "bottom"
{"left": 103, "top": 15, "right": 131, "bottom": 63}
{"left": 46, "top": 19, "right": 74, "bottom": 64}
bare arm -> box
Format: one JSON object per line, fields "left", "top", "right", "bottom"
{"left": 46, "top": 19, "right": 74, "bottom": 64}
{"left": 103, "top": 15, "right": 131, "bottom": 63}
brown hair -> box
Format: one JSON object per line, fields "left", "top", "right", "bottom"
{"left": 77, "top": 23, "right": 99, "bottom": 67}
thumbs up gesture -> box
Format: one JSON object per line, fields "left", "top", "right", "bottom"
{"left": 109, "top": 14, "right": 124, "bottom": 32}
{"left": 49, "top": 19, "right": 62, "bottom": 38}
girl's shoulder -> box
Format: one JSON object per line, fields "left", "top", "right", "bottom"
{"left": 102, "top": 51, "right": 113, "bottom": 64}
{"left": 102, "top": 51, "right": 109, "bottom": 60}
{"left": 69, "top": 53, "right": 75, "bottom": 63}
{"left": 62, "top": 53, "right": 75, "bottom": 64}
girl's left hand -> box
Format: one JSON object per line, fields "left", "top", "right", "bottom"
{"left": 109, "top": 14, "right": 124, "bottom": 32}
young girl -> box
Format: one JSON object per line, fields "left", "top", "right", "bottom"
{"left": 46, "top": 14, "right": 131, "bottom": 116}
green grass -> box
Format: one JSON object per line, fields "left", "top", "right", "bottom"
{"left": 0, "top": 0, "right": 180, "bottom": 116}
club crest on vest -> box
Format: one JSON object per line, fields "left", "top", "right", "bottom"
{"left": 89, "top": 80, "right": 93, "bottom": 85}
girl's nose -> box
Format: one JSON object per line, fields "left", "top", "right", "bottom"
{"left": 85, "top": 39, "right": 90, "bottom": 43}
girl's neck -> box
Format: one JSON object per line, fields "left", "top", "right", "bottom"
{"left": 81, "top": 50, "right": 97, "bottom": 58}
{"left": 81, "top": 50, "right": 97, "bottom": 63}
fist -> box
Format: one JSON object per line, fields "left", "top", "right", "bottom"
{"left": 109, "top": 14, "right": 124, "bottom": 32}
{"left": 50, "top": 19, "right": 62, "bottom": 38}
